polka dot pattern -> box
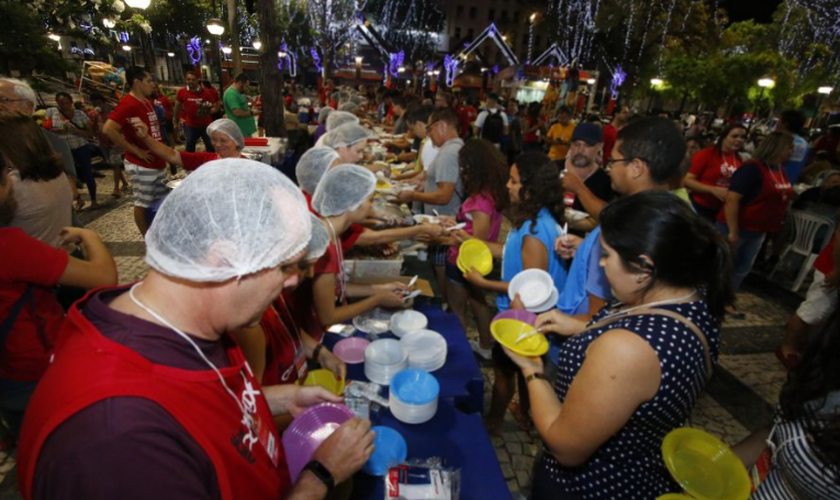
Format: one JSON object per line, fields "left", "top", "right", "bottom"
{"left": 533, "top": 300, "right": 721, "bottom": 500}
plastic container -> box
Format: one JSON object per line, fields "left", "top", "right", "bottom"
{"left": 457, "top": 240, "right": 493, "bottom": 276}
{"left": 362, "top": 426, "right": 408, "bottom": 476}
{"left": 490, "top": 318, "right": 549, "bottom": 357}
{"left": 493, "top": 309, "right": 538, "bottom": 325}
{"left": 333, "top": 337, "right": 371, "bottom": 364}
{"left": 283, "top": 403, "right": 355, "bottom": 482}
{"left": 662, "top": 428, "right": 751, "bottom": 500}
{"left": 390, "top": 310, "right": 429, "bottom": 338}
{"left": 508, "top": 269, "right": 554, "bottom": 308}
{"left": 389, "top": 369, "right": 439, "bottom": 424}
{"left": 364, "top": 339, "right": 409, "bottom": 385}
{"left": 300, "top": 369, "right": 345, "bottom": 396}
{"left": 527, "top": 286, "right": 560, "bottom": 313}
{"left": 399, "top": 329, "right": 447, "bottom": 372}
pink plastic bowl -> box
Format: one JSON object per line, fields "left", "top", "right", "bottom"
{"left": 283, "top": 403, "right": 355, "bottom": 481}
{"left": 333, "top": 337, "right": 371, "bottom": 364}
{"left": 492, "top": 309, "right": 537, "bottom": 326}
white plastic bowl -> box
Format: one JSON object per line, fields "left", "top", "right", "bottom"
{"left": 364, "top": 339, "right": 408, "bottom": 385}
{"left": 527, "top": 286, "right": 560, "bottom": 313}
{"left": 508, "top": 269, "right": 554, "bottom": 308}
{"left": 390, "top": 310, "right": 429, "bottom": 338}
{"left": 399, "top": 330, "right": 447, "bottom": 371}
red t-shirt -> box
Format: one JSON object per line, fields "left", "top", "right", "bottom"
{"left": 108, "top": 94, "right": 166, "bottom": 169}
{"left": 689, "top": 146, "right": 744, "bottom": 210}
{"left": 815, "top": 221, "right": 839, "bottom": 275}
{"left": 523, "top": 115, "right": 539, "bottom": 143}
{"left": 459, "top": 106, "right": 477, "bottom": 137}
{"left": 259, "top": 301, "right": 307, "bottom": 387}
{"left": 155, "top": 94, "right": 173, "bottom": 121}
{"left": 603, "top": 124, "right": 618, "bottom": 162}
{"left": 0, "top": 228, "right": 69, "bottom": 381}
{"left": 176, "top": 87, "right": 218, "bottom": 128}
{"left": 304, "top": 192, "right": 366, "bottom": 253}
{"left": 313, "top": 241, "right": 346, "bottom": 305}
{"left": 179, "top": 151, "right": 220, "bottom": 171}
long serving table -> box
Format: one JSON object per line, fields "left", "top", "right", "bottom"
{"left": 322, "top": 303, "right": 510, "bottom": 500}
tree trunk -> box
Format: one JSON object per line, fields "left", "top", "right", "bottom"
{"left": 139, "top": 30, "right": 157, "bottom": 77}
{"left": 257, "top": 0, "right": 286, "bottom": 137}
{"left": 227, "top": 0, "right": 243, "bottom": 75}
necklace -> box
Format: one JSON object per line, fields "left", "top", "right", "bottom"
{"left": 324, "top": 218, "right": 347, "bottom": 304}
{"left": 765, "top": 163, "right": 791, "bottom": 203}
{"left": 128, "top": 283, "right": 253, "bottom": 425}
{"left": 600, "top": 289, "right": 698, "bottom": 323}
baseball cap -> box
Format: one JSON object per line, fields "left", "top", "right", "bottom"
{"left": 571, "top": 123, "right": 603, "bottom": 146}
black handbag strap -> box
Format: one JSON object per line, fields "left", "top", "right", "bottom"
{"left": 0, "top": 284, "right": 34, "bottom": 346}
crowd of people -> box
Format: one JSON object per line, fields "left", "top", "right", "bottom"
{"left": 0, "top": 68, "right": 837, "bottom": 500}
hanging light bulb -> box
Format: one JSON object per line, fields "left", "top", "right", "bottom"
{"left": 252, "top": 40, "right": 262, "bottom": 50}
{"left": 221, "top": 46, "right": 232, "bottom": 55}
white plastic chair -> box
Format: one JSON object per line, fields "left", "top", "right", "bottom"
{"left": 770, "top": 210, "right": 836, "bottom": 291}
{"left": 813, "top": 169, "right": 832, "bottom": 186}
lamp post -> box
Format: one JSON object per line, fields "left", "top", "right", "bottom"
{"left": 648, "top": 78, "right": 664, "bottom": 113}
{"left": 355, "top": 56, "right": 363, "bottom": 85}
{"left": 750, "top": 77, "right": 775, "bottom": 133}
{"left": 816, "top": 86, "right": 834, "bottom": 129}
{"left": 206, "top": 18, "right": 225, "bottom": 96}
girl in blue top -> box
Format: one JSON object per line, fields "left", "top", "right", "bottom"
{"left": 463, "top": 152, "right": 567, "bottom": 435}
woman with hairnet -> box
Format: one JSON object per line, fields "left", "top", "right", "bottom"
{"left": 310, "top": 165, "right": 413, "bottom": 327}
{"left": 130, "top": 117, "right": 244, "bottom": 171}
{"left": 320, "top": 123, "right": 371, "bottom": 165}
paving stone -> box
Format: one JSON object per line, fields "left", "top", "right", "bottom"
{"left": 495, "top": 448, "right": 510, "bottom": 463}
{"left": 506, "top": 479, "right": 519, "bottom": 495}
{"left": 505, "top": 441, "right": 522, "bottom": 455}
{"left": 516, "top": 431, "right": 533, "bottom": 443}
{"left": 512, "top": 454, "right": 534, "bottom": 473}
{"left": 515, "top": 470, "right": 530, "bottom": 489}
{"left": 500, "top": 463, "right": 515, "bottom": 480}
{"left": 524, "top": 443, "right": 539, "bottom": 457}
{"left": 503, "top": 431, "right": 520, "bottom": 443}
{"left": 491, "top": 436, "right": 505, "bottom": 448}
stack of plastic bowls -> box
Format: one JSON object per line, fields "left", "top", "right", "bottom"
{"left": 333, "top": 337, "right": 370, "bottom": 364}
{"left": 364, "top": 339, "right": 408, "bottom": 385}
{"left": 390, "top": 310, "right": 428, "bottom": 338}
{"left": 283, "top": 403, "right": 355, "bottom": 481}
{"left": 508, "top": 269, "right": 559, "bottom": 313}
{"left": 362, "top": 426, "right": 408, "bottom": 476}
{"left": 399, "top": 329, "right": 447, "bottom": 372}
{"left": 389, "top": 369, "right": 439, "bottom": 424}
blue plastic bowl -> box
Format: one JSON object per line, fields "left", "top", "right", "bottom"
{"left": 362, "top": 426, "right": 408, "bottom": 476}
{"left": 390, "top": 369, "right": 440, "bottom": 405}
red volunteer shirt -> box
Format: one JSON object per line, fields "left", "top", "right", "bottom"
{"left": 689, "top": 146, "right": 743, "bottom": 210}
{"left": 108, "top": 94, "right": 165, "bottom": 169}
{"left": 155, "top": 93, "right": 173, "bottom": 121}
{"left": 179, "top": 151, "right": 220, "bottom": 171}
{"left": 0, "top": 228, "right": 69, "bottom": 381}
{"left": 176, "top": 87, "right": 218, "bottom": 129}
{"left": 259, "top": 298, "right": 307, "bottom": 387}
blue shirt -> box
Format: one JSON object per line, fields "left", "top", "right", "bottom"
{"left": 784, "top": 134, "right": 809, "bottom": 184}
{"left": 558, "top": 226, "right": 612, "bottom": 316}
{"left": 496, "top": 208, "right": 568, "bottom": 312}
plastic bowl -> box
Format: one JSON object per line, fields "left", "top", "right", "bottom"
{"left": 389, "top": 369, "right": 440, "bottom": 424}
{"left": 493, "top": 309, "right": 538, "bottom": 325}
{"left": 508, "top": 269, "right": 554, "bottom": 308}
{"left": 333, "top": 337, "right": 371, "bottom": 364}
{"left": 362, "top": 426, "right": 408, "bottom": 476}
{"left": 527, "top": 286, "right": 560, "bottom": 313}
{"left": 490, "top": 318, "right": 549, "bottom": 357}
{"left": 399, "top": 329, "right": 447, "bottom": 370}
{"left": 458, "top": 240, "right": 493, "bottom": 276}
{"left": 662, "top": 428, "right": 751, "bottom": 500}
{"left": 390, "top": 310, "right": 429, "bottom": 338}
{"left": 283, "top": 403, "right": 355, "bottom": 481}
{"left": 413, "top": 214, "right": 440, "bottom": 224}
{"left": 364, "top": 339, "right": 409, "bottom": 385}
{"left": 656, "top": 495, "right": 697, "bottom": 500}
{"left": 300, "top": 369, "right": 345, "bottom": 396}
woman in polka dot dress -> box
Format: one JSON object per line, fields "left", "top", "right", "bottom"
{"left": 503, "top": 191, "right": 735, "bottom": 499}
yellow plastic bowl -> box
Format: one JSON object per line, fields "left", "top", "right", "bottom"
{"left": 300, "top": 369, "right": 345, "bottom": 396}
{"left": 490, "top": 319, "right": 549, "bottom": 357}
{"left": 662, "top": 428, "right": 751, "bottom": 500}
{"left": 458, "top": 240, "right": 493, "bottom": 276}
{"left": 656, "top": 495, "right": 696, "bottom": 500}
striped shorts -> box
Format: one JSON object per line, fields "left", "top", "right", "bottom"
{"left": 124, "top": 160, "right": 167, "bottom": 208}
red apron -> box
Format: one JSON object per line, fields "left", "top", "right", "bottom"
{"left": 18, "top": 289, "right": 290, "bottom": 500}
{"left": 261, "top": 298, "right": 308, "bottom": 387}
{"left": 717, "top": 160, "right": 792, "bottom": 233}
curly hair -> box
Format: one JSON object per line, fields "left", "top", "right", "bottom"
{"left": 512, "top": 152, "right": 565, "bottom": 232}
{"left": 458, "top": 139, "right": 509, "bottom": 213}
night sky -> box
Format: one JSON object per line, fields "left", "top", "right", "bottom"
{"left": 721, "top": 0, "right": 785, "bottom": 24}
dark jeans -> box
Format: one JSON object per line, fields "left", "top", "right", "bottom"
{"left": 0, "top": 377, "right": 38, "bottom": 439}
{"left": 184, "top": 125, "right": 215, "bottom": 153}
{"left": 71, "top": 144, "right": 96, "bottom": 203}
{"left": 716, "top": 221, "right": 767, "bottom": 290}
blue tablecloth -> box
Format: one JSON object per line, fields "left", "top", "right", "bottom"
{"left": 323, "top": 304, "right": 484, "bottom": 413}
{"left": 349, "top": 399, "right": 510, "bottom": 500}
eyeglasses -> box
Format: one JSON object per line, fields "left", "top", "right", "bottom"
{"left": 603, "top": 157, "right": 637, "bottom": 171}
{"left": 0, "top": 97, "right": 27, "bottom": 104}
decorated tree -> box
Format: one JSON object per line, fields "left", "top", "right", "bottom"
{"left": 0, "top": 1, "right": 68, "bottom": 75}
{"left": 306, "top": 0, "right": 358, "bottom": 78}
{"left": 365, "top": 0, "right": 445, "bottom": 65}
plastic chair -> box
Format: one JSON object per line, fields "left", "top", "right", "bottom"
{"left": 813, "top": 169, "right": 832, "bottom": 186}
{"left": 770, "top": 210, "right": 836, "bottom": 291}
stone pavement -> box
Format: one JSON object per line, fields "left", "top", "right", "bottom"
{"left": 0, "top": 176, "right": 804, "bottom": 499}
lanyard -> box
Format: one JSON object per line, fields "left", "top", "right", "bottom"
{"left": 324, "top": 218, "right": 347, "bottom": 304}
{"left": 272, "top": 297, "right": 305, "bottom": 382}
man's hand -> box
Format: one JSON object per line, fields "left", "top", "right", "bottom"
{"left": 129, "top": 117, "right": 149, "bottom": 138}
{"left": 420, "top": 223, "right": 444, "bottom": 237}
{"left": 396, "top": 190, "right": 414, "bottom": 204}
{"left": 318, "top": 348, "right": 347, "bottom": 381}
{"left": 312, "top": 418, "right": 375, "bottom": 484}
{"left": 562, "top": 169, "right": 586, "bottom": 195}
{"left": 263, "top": 385, "right": 342, "bottom": 417}
{"left": 132, "top": 146, "right": 154, "bottom": 163}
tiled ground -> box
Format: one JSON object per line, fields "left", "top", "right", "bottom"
{"left": 0, "top": 176, "right": 805, "bottom": 499}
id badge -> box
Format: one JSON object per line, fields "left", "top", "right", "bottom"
{"left": 254, "top": 412, "right": 280, "bottom": 468}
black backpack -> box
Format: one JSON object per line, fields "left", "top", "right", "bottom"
{"left": 481, "top": 110, "right": 505, "bottom": 144}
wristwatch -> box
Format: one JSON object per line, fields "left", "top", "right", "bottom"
{"left": 303, "top": 460, "right": 334, "bottom": 491}
{"left": 524, "top": 372, "right": 547, "bottom": 384}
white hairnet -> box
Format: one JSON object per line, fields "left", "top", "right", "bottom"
{"left": 295, "top": 146, "right": 339, "bottom": 195}
{"left": 350, "top": 95, "right": 363, "bottom": 105}
{"left": 318, "top": 106, "right": 334, "bottom": 124}
{"left": 146, "top": 159, "right": 312, "bottom": 282}
{"left": 338, "top": 102, "right": 359, "bottom": 113}
{"left": 311, "top": 164, "right": 376, "bottom": 217}
{"left": 322, "top": 123, "right": 370, "bottom": 150}
{"left": 338, "top": 91, "right": 350, "bottom": 104}
{"left": 306, "top": 215, "right": 330, "bottom": 262}
{"left": 326, "top": 111, "right": 359, "bottom": 131}
{"left": 206, "top": 118, "right": 245, "bottom": 150}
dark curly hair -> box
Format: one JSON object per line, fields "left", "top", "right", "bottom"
{"left": 779, "top": 306, "right": 840, "bottom": 483}
{"left": 511, "top": 151, "right": 564, "bottom": 233}
{"left": 458, "top": 139, "right": 509, "bottom": 213}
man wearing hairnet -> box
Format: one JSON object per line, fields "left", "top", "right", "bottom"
{"left": 131, "top": 117, "right": 245, "bottom": 171}
{"left": 17, "top": 160, "right": 375, "bottom": 500}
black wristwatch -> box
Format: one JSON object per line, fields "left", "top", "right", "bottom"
{"left": 303, "top": 460, "right": 334, "bottom": 491}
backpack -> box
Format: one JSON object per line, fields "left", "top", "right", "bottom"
{"left": 481, "top": 110, "right": 505, "bottom": 144}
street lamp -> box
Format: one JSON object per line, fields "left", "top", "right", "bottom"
{"left": 650, "top": 78, "right": 664, "bottom": 87}
{"left": 818, "top": 86, "right": 834, "bottom": 95}
{"left": 750, "top": 78, "right": 775, "bottom": 133}
{"left": 206, "top": 18, "right": 225, "bottom": 96}
{"left": 102, "top": 18, "right": 116, "bottom": 29}
{"left": 355, "top": 56, "right": 363, "bottom": 83}
{"left": 125, "top": 0, "right": 151, "bottom": 9}
{"left": 167, "top": 52, "right": 175, "bottom": 57}
{"left": 758, "top": 78, "right": 775, "bottom": 89}
{"left": 252, "top": 40, "right": 262, "bottom": 51}
{"left": 816, "top": 86, "right": 835, "bottom": 129}
{"left": 587, "top": 78, "right": 596, "bottom": 85}
{"left": 222, "top": 46, "right": 232, "bottom": 55}
{"left": 48, "top": 33, "right": 61, "bottom": 42}
{"left": 122, "top": 45, "right": 132, "bottom": 51}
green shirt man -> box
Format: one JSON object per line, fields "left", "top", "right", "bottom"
{"left": 223, "top": 74, "right": 257, "bottom": 137}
